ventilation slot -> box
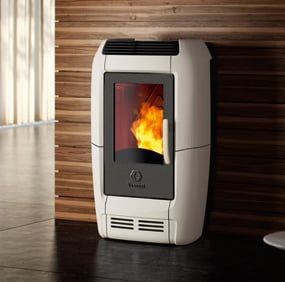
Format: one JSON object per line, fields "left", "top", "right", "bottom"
{"left": 138, "top": 220, "right": 164, "bottom": 233}
{"left": 110, "top": 217, "right": 134, "bottom": 230}
{"left": 103, "top": 39, "right": 179, "bottom": 56}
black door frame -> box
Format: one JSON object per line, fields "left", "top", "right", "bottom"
{"left": 104, "top": 72, "right": 174, "bottom": 200}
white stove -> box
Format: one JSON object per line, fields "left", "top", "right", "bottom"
{"left": 91, "top": 39, "right": 212, "bottom": 245}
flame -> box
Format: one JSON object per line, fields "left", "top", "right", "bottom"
{"left": 131, "top": 102, "right": 163, "bottom": 155}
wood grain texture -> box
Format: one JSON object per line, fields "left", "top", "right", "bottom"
{"left": 56, "top": 97, "right": 91, "bottom": 111}
{"left": 216, "top": 129, "right": 285, "bottom": 158}
{"left": 56, "top": 160, "right": 92, "bottom": 175}
{"left": 208, "top": 211, "right": 285, "bottom": 236}
{"left": 56, "top": 178, "right": 94, "bottom": 198}
{"left": 55, "top": 110, "right": 90, "bottom": 123}
{"left": 56, "top": 0, "right": 285, "bottom": 5}
{"left": 55, "top": 0, "right": 285, "bottom": 234}
{"left": 55, "top": 122, "right": 91, "bottom": 148}
{"left": 56, "top": 146, "right": 92, "bottom": 163}
{"left": 55, "top": 197, "right": 96, "bottom": 222}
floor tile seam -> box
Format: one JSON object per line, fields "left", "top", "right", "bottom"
{"left": 0, "top": 265, "right": 57, "bottom": 274}
{"left": 0, "top": 265, "right": 135, "bottom": 281}
{"left": 0, "top": 218, "right": 54, "bottom": 232}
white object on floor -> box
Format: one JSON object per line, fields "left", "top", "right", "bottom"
{"left": 263, "top": 231, "right": 285, "bottom": 250}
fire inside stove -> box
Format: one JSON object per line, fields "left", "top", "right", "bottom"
{"left": 131, "top": 102, "right": 163, "bottom": 155}
{"left": 115, "top": 83, "right": 164, "bottom": 164}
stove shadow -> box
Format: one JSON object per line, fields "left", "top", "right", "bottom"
{"left": 54, "top": 220, "right": 216, "bottom": 281}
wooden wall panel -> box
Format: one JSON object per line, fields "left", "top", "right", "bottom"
{"left": 55, "top": 122, "right": 90, "bottom": 148}
{"left": 55, "top": 0, "right": 285, "bottom": 236}
{"left": 56, "top": 146, "right": 92, "bottom": 163}
{"left": 55, "top": 197, "right": 96, "bottom": 222}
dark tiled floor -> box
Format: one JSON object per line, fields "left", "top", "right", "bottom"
{"left": 0, "top": 124, "right": 285, "bottom": 281}
{"left": 0, "top": 219, "right": 285, "bottom": 282}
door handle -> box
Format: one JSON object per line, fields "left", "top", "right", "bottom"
{"left": 163, "top": 119, "right": 170, "bottom": 165}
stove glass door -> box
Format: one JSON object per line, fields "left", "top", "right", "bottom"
{"left": 115, "top": 82, "right": 164, "bottom": 164}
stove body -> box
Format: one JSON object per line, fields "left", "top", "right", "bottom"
{"left": 91, "top": 39, "right": 211, "bottom": 245}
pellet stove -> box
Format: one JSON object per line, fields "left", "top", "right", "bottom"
{"left": 91, "top": 39, "right": 211, "bottom": 245}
